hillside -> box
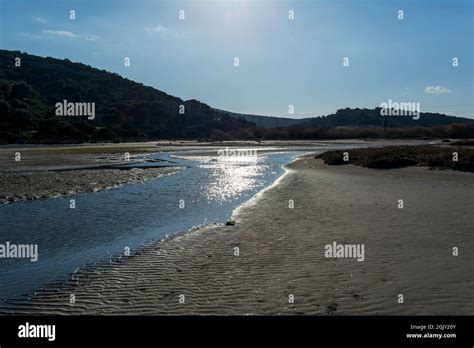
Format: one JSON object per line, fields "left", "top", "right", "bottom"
{"left": 299, "top": 107, "right": 473, "bottom": 128}
{"left": 0, "top": 50, "right": 253, "bottom": 143}
{"left": 223, "top": 107, "right": 474, "bottom": 130}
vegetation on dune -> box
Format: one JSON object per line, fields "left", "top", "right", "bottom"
{"left": 450, "top": 139, "right": 474, "bottom": 146}
{"left": 316, "top": 145, "right": 474, "bottom": 172}
{"left": 266, "top": 124, "right": 474, "bottom": 141}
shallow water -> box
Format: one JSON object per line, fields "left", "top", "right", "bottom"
{"left": 0, "top": 150, "right": 310, "bottom": 299}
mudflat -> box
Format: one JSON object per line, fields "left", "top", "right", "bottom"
{"left": 0, "top": 140, "right": 344, "bottom": 203}
{"left": 6, "top": 156, "right": 473, "bottom": 315}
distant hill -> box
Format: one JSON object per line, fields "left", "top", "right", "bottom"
{"left": 219, "top": 107, "right": 473, "bottom": 129}
{"left": 213, "top": 108, "right": 310, "bottom": 128}
{"left": 0, "top": 50, "right": 254, "bottom": 143}
{"left": 298, "top": 107, "right": 473, "bottom": 128}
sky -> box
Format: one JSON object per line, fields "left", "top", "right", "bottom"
{"left": 0, "top": 0, "right": 473, "bottom": 119}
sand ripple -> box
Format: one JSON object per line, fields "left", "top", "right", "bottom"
{"left": 2, "top": 157, "right": 473, "bottom": 315}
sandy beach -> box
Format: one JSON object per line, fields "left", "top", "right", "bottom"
{"left": 4, "top": 154, "right": 473, "bottom": 315}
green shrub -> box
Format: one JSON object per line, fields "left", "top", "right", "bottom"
{"left": 317, "top": 145, "right": 474, "bottom": 172}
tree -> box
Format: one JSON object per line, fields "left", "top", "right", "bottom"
{"left": 9, "top": 81, "right": 38, "bottom": 99}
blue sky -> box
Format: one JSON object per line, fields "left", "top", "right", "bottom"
{"left": 1, "top": 0, "right": 473, "bottom": 118}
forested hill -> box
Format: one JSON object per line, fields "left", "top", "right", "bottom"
{"left": 300, "top": 108, "right": 473, "bottom": 128}
{"left": 0, "top": 49, "right": 472, "bottom": 144}
{"left": 223, "top": 107, "right": 474, "bottom": 129}
{"left": 0, "top": 50, "right": 253, "bottom": 143}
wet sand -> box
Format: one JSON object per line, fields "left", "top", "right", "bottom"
{"left": 0, "top": 140, "right": 342, "bottom": 203}
{"left": 0, "top": 139, "right": 427, "bottom": 172}
{"left": 0, "top": 139, "right": 429, "bottom": 203}
{"left": 0, "top": 167, "right": 182, "bottom": 203}
{"left": 5, "top": 156, "right": 473, "bottom": 315}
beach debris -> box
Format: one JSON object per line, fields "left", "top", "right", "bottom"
{"left": 225, "top": 220, "right": 236, "bottom": 226}
{"left": 326, "top": 301, "right": 338, "bottom": 314}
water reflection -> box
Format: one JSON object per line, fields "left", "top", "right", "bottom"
{"left": 202, "top": 154, "right": 265, "bottom": 202}
{"left": 0, "top": 151, "right": 298, "bottom": 299}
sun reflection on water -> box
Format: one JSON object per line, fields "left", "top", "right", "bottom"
{"left": 200, "top": 154, "right": 268, "bottom": 203}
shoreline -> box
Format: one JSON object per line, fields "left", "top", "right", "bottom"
{"left": 0, "top": 139, "right": 434, "bottom": 204}
{"left": 0, "top": 141, "right": 314, "bottom": 204}
{"left": 231, "top": 154, "right": 305, "bottom": 220}
{"left": 0, "top": 166, "right": 183, "bottom": 204}
{"left": 4, "top": 155, "right": 473, "bottom": 315}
